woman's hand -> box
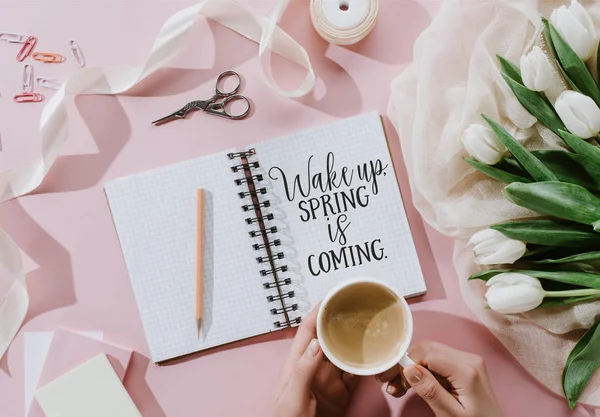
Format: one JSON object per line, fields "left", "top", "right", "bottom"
{"left": 274, "top": 307, "right": 359, "bottom": 417}
{"left": 376, "top": 341, "right": 503, "bottom": 417}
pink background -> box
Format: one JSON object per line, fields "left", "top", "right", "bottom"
{"left": 0, "top": 1, "right": 598, "bottom": 416}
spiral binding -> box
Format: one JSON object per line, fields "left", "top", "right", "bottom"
{"left": 228, "top": 149, "right": 301, "bottom": 329}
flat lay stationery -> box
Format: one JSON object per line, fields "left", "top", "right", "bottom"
{"left": 105, "top": 112, "right": 425, "bottom": 363}
{"left": 5, "top": 0, "right": 600, "bottom": 414}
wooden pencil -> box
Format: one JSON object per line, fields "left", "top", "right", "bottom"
{"left": 196, "top": 189, "right": 205, "bottom": 339}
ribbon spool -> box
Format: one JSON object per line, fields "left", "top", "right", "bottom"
{"left": 310, "top": 0, "right": 379, "bottom": 46}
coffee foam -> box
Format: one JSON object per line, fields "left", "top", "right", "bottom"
{"left": 320, "top": 282, "right": 408, "bottom": 369}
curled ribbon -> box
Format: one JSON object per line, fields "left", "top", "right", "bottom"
{"left": 0, "top": 0, "right": 314, "bottom": 359}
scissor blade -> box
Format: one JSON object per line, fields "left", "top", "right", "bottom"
{"left": 151, "top": 107, "right": 190, "bottom": 125}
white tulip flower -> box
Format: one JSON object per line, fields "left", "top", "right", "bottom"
{"left": 555, "top": 91, "right": 600, "bottom": 139}
{"left": 520, "top": 46, "right": 554, "bottom": 92}
{"left": 485, "top": 273, "right": 545, "bottom": 314}
{"left": 461, "top": 125, "right": 506, "bottom": 165}
{"left": 484, "top": 272, "right": 600, "bottom": 314}
{"left": 551, "top": 0, "right": 597, "bottom": 61}
{"left": 468, "top": 229, "right": 526, "bottom": 265}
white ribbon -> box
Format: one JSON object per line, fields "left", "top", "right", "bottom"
{"left": 0, "top": 0, "right": 314, "bottom": 359}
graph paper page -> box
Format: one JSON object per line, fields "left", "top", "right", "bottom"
{"left": 252, "top": 112, "right": 426, "bottom": 316}
{"left": 105, "top": 151, "right": 274, "bottom": 362}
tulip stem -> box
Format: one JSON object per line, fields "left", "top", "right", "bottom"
{"left": 544, "top": 289, "right": 600, "bottom": 298}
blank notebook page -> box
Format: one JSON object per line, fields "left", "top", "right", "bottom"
{"left": 105, "top": 151, "right": 274, "bottom": 362}
{"left": 252, "top": 112, "right": 426, "bottom": 312}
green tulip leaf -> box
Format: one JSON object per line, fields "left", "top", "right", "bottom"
{"left": 558, "top": 130, "right": 600, "bottom": 161}
{"left": 496, "top": 54, "right": 523, "bottom": 85}
{"left": 563, "top": 322, "right": 600, "bottom": 408}
{"left": 546, "top": 20, "right": 600, "bottom": 107}
{"left": 499, "top": 156, "right": 527, "bottom": 175}
{"left": 469, "top": 269, "right": 600, "bottom": 289}
{"left": 463, "top": 158, "right": 532, "bottom": 184}
{"left": 543, "top": 19, "right": 580, "bottom": 92}
{"left": 482, "top": 115, "right": 558, "bottom": 182}
{"left": 503, "top": 182, "right": 600, "bottom": 228}
{"left": 532, "top": 150, "right": 600, "bottom": 193}
{"left": 500, "top": 74, "right": 566, "bottom": 135}
{"left": 540, "top": 295, "right": 600, "bottom": 309}
{"left": 506, "top": 150, "right": 600, "bottom": 192}
{"left": 532, "top": 250, "right": 600, "bottom": 264}
{"left": 491, "top": 220, "right": 600, "bottom": 248}
{"left": 597, "top": 39, "right": 600, "bottom": 86}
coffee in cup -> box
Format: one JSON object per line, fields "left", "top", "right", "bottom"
{"left": 317, "top": 278, "right": 414, "bottom": 375}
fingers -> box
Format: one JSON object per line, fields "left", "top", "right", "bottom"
{"left": 288, "top": 338, "right": 323, "bottom": 393}
{"left": 385, "top": 374, "right": 410, "bottom": 398}
{"left": 408, "top": 341, "right": 480, "bottom": 382}
{"left": 376, "top": 365, "right": 409, "bottom": 398}
{"left": 282, "top": 305, "right": 320, "bottom": 379}
{"left": 289, "top": 305, "right": 320, "bottom": 361}
{"left": 403, "top": 365, "right": 462, "bottom": 415}
{"left": 274, "top": 339, "right": 322, "bottom": 417}
{"left": 342, "top": 370, "right": 360, "bottom": 393}
{"left": 375, "top": 364, "right": 401, "bottom": 383}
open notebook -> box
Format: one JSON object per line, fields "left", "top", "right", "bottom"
{"left": 105, "top": 112, "right": 426, "bottom": 363}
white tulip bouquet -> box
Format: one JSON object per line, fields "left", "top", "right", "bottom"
{"left": 463, "top": 0, "right": 600, "bottom": 408}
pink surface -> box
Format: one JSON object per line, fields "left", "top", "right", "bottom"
{"left": 37, "top": 330, "right": 132, "bottom": 388}
{"left": 0, "top": 1, "right": 598, "bottom": 416}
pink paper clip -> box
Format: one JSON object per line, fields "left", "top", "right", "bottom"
{"left": 14, "top": 92, "right": 44, "bottom": 103}
{"left": 69, "top": 40, "right": 85, "bottom": 67}
{"left": 22, "top": 64, "right": 33, "bottom": 93}
{"left": 0, "top": 32, "right": 27, "bottom": 43}
{"left": 16, "top": 36, "right": 36, "bottom": 62}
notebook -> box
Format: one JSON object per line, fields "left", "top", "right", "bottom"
{"left": 105, "top": 112, "right": 426, "bottom": 363}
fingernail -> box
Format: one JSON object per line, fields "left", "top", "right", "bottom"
{"left": 386, "top": 384, "right": 396, "bottom": 395}
{"left": 404, "top": 366, "right": 422, "bottom": 384}
{"left": 307, "top": 339, "right": 320, "bottom": 357}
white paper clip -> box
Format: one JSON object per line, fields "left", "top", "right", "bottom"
{"left": 0, "top": 32, "right": 27, "bottom": 43}
{"left": 22, "top": 64, "right": 33, "bottom": 93}
{"left": 36, "top": 77, "right": 62, "bottom": 90}
{"left": 69, "top": 40, "right": 85, "bottom": 67}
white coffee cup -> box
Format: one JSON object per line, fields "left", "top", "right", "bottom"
{"left": 316, "top": 277, "right": 415, "bottom": 376}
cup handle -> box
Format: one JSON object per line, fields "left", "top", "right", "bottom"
{"left": 399, "top": 354, "right": 415, "bottom": 368}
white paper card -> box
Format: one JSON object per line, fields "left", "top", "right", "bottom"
{"left": 35, "top": 354, "right": 141, "bottom": 417}
{"left": 24, "top": 331, "right": 103, "bottom": 416}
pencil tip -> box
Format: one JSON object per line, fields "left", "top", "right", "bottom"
{"left": 197, "top": 318, "right": 202, "bottom": 340}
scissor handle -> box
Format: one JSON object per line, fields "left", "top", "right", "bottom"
{"left": 205, "top": 95, "right": 251, "bottom": 120}
{"left": 216, "top": 70, "right": 241, "bottom": 96}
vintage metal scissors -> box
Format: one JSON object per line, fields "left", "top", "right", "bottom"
{"left": 152, "top": 70, "right": 251, "bottom": 125}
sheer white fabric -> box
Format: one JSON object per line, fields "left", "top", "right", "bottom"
{"left": 388, "top": 0, "right": 600, "bottom": 404}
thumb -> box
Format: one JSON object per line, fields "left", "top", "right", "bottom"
{"left": 288, "top": 338, "right": 322, "bottom": 392}
{"left": 403, "top": 365, "right": 460, "bottom": 416}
